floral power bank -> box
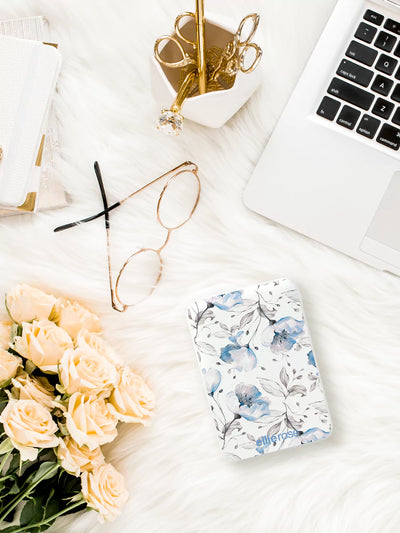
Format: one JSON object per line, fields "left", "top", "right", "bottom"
{"left": 187, "top": 279, "right": 332, "bottom": 460}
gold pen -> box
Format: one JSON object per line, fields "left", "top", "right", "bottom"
{"left": 158, "top": 69, "right": 197, "bottom": 135}
{"left": 195, "top": 0, "right": 207, "bottom": 94}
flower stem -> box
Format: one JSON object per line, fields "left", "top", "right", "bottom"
{"left": 0, "top": 463, "right": 60, "bottom": 522}
{"left": 5, "top": 499, "right": 85, "bottom": 532}
{"left": 222, "top": 414, "right": 241, "bottom": 450}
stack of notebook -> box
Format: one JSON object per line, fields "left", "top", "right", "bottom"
{"left": 0, "top": 16, "right": 66, "bottom": 216}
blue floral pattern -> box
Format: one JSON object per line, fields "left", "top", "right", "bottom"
{"left": 220, "top": 335, "right": 257, "bottom": 372}
{"left": 226, "top": 384, "right": 270, "bottom": 421}
{"left": 187, "top": 278, "right": 332, "bottom": 460}
{"left": 202, "top": 368, "right": 221, "bottom": 395}
{"left": 307, "top": 350, "right": 316, "bottom": 367}
{"left": 270, "top": 317, "right": 304, "bottom": 353}
{"left": 209, "top": 291, "right": 243, "bottom": 310}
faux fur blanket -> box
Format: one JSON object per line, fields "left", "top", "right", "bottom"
{"left": 0, "top": 0, "right": 399, "bottom": 532}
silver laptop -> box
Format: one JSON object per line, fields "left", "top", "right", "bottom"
{"left": 244, "top": 0, "right": 400, "bottom": 276}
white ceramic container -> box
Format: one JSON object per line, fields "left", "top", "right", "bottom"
{"left": 151, "top": 13, "right": 263, "bottom": 129}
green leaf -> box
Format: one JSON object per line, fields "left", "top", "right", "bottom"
{"left": 6, "top": 453, "right": 20, "bottom": 475}
{"left": 8, "top": 479, "right": 20, "bottom": 494}
{"left": 44, "top": 499, "right": 59, "bottom": 521}
{"left": 0, "top": 377, "right": 12, "bottom": 389}
{"left": 10, "top": 323, "right": 22, "bottom": 341}
{"left": 57, "top": 421, "right": 69, "bottom": 436}
{"left": 37, "top": 448, "right": 57, "bottom": 464}
{"left": 25, "top": 360, "right": 37, "bottom": 375}
{"left": 0, "top": 390, "right": 9, "bottom": 414}
{"left": 0, "top": 438, "right": 14, "bottom": 455}
{"left": 31, "top": 462, "right": 59, "bottom": 484}
{"left": 55, "top": 384, "right": 65, "bottom": 395}
{"left": 20, "top": 496, "right": 44, "bottom": 527}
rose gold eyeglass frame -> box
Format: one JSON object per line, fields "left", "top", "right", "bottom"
{"left": 54, "top": 161, "right": 201, "bottom": 312}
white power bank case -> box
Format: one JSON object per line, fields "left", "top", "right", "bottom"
{"left": 187, "top": 278, "right": 332, "bottom": 460}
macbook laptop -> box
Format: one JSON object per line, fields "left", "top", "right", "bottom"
{"left": 244, "top": 0, "right": 400, "bottom": 276}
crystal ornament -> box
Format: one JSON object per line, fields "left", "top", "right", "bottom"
{"left": 157, "top": 109, "right": 184, "bottom": 135}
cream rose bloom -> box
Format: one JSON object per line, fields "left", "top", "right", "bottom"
{"left": 11, "top": 372, "right": 56, "bottom": 410}
{"left": 54, "top": 299, "right": 101, "bottom": 340}
{"left": 59, "top": 347, "right": 117, "bottom": 397}
{"left": 13, "top": 319, "right": 73, "bottom": 373}
{"left": 57, "top": 436, "right": 104, "bottom": 477}
{"left": 0, "top": 321, "right": 12, "bottom": 350}
{"left": 108, "top": 367, "right": 154, "bottom": 424}
{"left": 81, "top": 463, "right": 128, "bottom": 521}
{"left": 75, "top": 330, "right": 122, "bottom": 366}
{"left": 0, "top": 349, "right": 21, "bottom": 386}
{"left": 6, "top": 284, "right": 56, "bottom": 324}
{"left": 65, "top": 392, "right": 117, "bottom": 450}
{"left": 0, "top": 399, "right": 59, "bottom": 461}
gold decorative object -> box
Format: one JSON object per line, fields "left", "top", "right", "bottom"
{"left": 209, "top": 14, "right": 262, "bottom": 83}
{"left": 154, "top": 13, "right": 198, "bottom": 70}
{"left": 154, "top": 2, "right": 263, "bottom": 134}
{"left": 158, "top": 69, "right": 197, "bottom": 135}
{"left": 195, "top": 0, "right": 207, "bottom": 94}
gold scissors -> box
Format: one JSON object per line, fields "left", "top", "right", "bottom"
{"left": 210, "top": 13, "right": 263, "bottom": 81}
{"left": 154, "top": 12, "right": 199, "bottom": 69}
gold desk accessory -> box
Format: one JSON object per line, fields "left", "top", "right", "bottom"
{"left": 153, "top": 3, "right": 263, "bottom": 135}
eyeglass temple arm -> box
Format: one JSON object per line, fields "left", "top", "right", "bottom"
{"left": 94, "top": 161, "right": 110, "bottom": 228}
{"left": 94, "top": 161, "right": 121, "bottom": 311}
{"left": 53, "top": 202, "right": 120, "bottom": 232}
{"left": 53, "top": 160, "right": 198, "bottom": 233}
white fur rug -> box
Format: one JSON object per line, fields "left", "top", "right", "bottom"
{"left": 1, "top": 0, "right": 400, "bottom": 532}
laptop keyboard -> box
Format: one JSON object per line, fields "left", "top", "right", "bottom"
{"left": 317, "top": 8, "right": 400, "bottom": 151}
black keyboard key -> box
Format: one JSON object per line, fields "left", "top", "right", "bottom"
{"left": 392, "top": 107, "right": 400, "bottom": 125}
{"left": 372, "top": 97, "right": 395, "bottom": 119}
{"left": 376, "top": 54, "right": 398, "bottom": 75}
{"left": 355, "top": 22, "right": 377, "bottom": 43}
{"left": 374, "top": 31, "right": 397, "bottom": 52}
{"left": 384, "top": 18, "right": 400, "bottom": 36}
{"left": 356, "top": 114, "right": 381, "bottom": 138}
{"left": 327, "top": 78, "right": 374, "bottom": 110}
{"left": 391, "top": 83, "right": 400, "bottom": 102}
{"left": 336, "top": 105, "right": 361, "bottom": 130}
{"left": 346, "top": 40, "right": 378, "bottom": 66}
{"left": 336, "top": 59, "right": 374, "bottom": 87}
{"left": 377, "top": 123, "right": 400, "bottom": 150}
{"left": 394, "top": 41, "right": 400, "bottom": 57}
{"left": 395, "top": 66, "right": 400, "bottom": 80}
{"left": 317, "top": 96, "right": 341, "bottom": 120}
{"left": 371, "top": 74, "right": 394, "bottom": 96}
{"left": 364, "top": 9, "right": 384, "bottom": 26}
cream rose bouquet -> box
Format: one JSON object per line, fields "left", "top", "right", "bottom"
{"left": 0, "top": 285, "right": 154, "bottom": 532}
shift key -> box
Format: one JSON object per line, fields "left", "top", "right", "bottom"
{"left": 336, "top": 59, "right": 374, "bottom": 87}
{"left": 327, "top": 78, "right": 374, "bottom": 110}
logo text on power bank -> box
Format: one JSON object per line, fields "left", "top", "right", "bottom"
{"left": 256, "top": 430, "right": 300, "bottom": 447}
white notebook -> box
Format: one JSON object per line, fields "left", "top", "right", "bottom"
{"left": 0, "top": 33, "right": 61, "bottom": 207}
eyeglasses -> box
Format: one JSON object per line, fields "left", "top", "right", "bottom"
{"left": 54, "top": 161, "right": 201, "bottom": 312}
